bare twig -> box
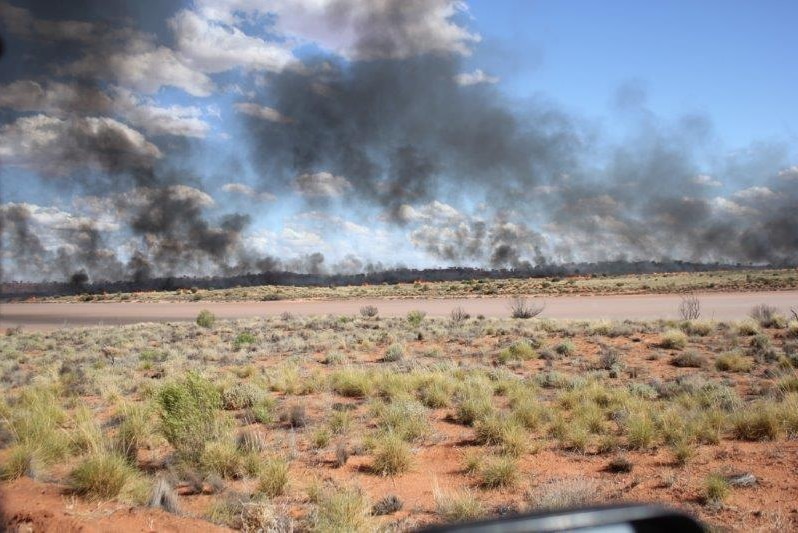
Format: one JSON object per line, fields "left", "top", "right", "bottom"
{"left": 678, "top": 294, "right": 701, "bottom": 320}
{"left": 509, "top": 296, "right": 545, "bottom": 319}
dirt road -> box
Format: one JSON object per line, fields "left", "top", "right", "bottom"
{"left": 2, "top": 291, "right": 796, "bottom": 331}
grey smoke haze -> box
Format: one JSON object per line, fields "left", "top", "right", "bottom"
{"left": 1, "top": 0, "right": 796, "bottom": 283}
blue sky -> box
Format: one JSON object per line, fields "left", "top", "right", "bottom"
{"left": 0, "top": 0, "right": 796, "bottom": 281}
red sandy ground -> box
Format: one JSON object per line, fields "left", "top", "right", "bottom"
{"left": 2, "top": 330, "right": 797, "bottom": 531}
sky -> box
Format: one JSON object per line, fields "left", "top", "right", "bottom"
{"left": 0, "top": 0, "right": 796, "bottom": 282}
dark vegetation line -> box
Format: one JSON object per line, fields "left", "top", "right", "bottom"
{"left": 0, "top": 261, "right": 786, "bottom": 299}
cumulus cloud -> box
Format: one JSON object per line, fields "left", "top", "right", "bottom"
{"left": 454, "top": 68, "right": 499, "bottom": 86}
{"left": 778, "top": 165, "right": 798, "bottom": 180}
{"left": 733, "top": 186, "right": 776, "bottom": 201}
{"left": 234, "top": 102, "right": 292, "bottom": 123}
{"left": 194, "top": 0, "right": 480, "bottom": 60}
{"left": 293, "top": 172, "right": 352, "bottom": 197}
{"left": 0, "top": 114, "right": 161, "bottom": 177}
{"left": 692, "top": 174, "right": 721, "bottom": 187}
{"left": 222, "top": 182, "right": 276, "bottom": 202}
{"left": 169, "top": 9, "right": 298, "bottom": 74}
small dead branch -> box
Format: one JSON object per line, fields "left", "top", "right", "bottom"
{"left": 678, "top": 294, "right": 701, "bottom": 320}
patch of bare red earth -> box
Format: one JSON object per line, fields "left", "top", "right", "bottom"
{"left": 0, "top": 477, "right": 232, "bottom": 532}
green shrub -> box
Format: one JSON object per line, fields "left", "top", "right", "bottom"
{"left": 384, "top": 343, "right": 405, "bottom": 362}
{"left": 626, "top": 414, "right": 655, "bottom": 450}
{"left": 750, "top": 304, "right": 786, "bottom": 328}
{"left": 715, "top": 352, "right": 753, "bottom": 373}
{"left": 0, "top": 444, "right": 38, "bottom": 481}
{"left": 156, "top": 372, "right": 222, "bottom": 462}
{"left": 222, "top": 383, "right": 262, "bottom": 410}
{"left": 671, "top": 350, "right": 706, "bottom": 368}
{"left": 257, "top": 458, "right": 290, "bottom": 497}
{"left": 233, "top": 332, "right": 256, "bottom": 350}
{"left": 200, "top": 440, "right": 245, "bottom": 479}
{"left": 375, "top": 399, "right": 431, "bottom": 442}
{"left": 704, "top": 473, "right": 730, "bottom": 504}
{"left": 309, "top": 485, "right": 371, "bottom": 533}
{"left": 479, "top": 456, "right": 518, "bottom": 488}
{"left": 730, "top": 403, "right": 781, "bottom": 441}
{"left": 372, "top": 433, "right": 412, "bottom": 475}
{"left": 115, "top": 403, "right": 151, "bottom": 462}
{"left": 454, "top": 392, "right": 494, "bottom": 426}
{"left": 498, "top": 340, "right": 537, "bottom": 363}
{"left": 250, "top": 397, "right": 276, "bottom": 424}
{"left": 331, "top": 368, "right": 373, "bottom": 398}
{"left": 196, "top": 310, "right": 216, "bottom": 328}
{"left": 69, "top": 453, "right": 136, "bottom": 500}
{"left": 434, "top": 487, "right": 484, "bottom": 523}
{"left": 660, "top": 329, "right": 688, "bottom": 350}
{"left": 418, "top": 377, "right": 453, "bottom": 408}
{"left": 406, "top": 310, "right": 427, "bottom": 327}
{"left": 555, "top": 341, "right": 576, "bottom": 356}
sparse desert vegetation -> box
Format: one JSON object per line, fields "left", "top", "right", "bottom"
{"left": 2, "top": 308, "right": 798, "bottom": 531}
{"left": 20, "top": 268, "right": 798, "bottom": 303}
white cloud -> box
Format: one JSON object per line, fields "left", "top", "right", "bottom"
{"left": 778, "top": 165, "right": 798, "bottom": 180}
{"left": 0, "top": 82, "right": 210, "bottom": 138}
{"left": 454, "top": 68, "right": 499, "bottom": 86}
{"left": 280, "top": 227, "right": 324, "bottom": 247}
{"left": 396, "top": 200, "right": 462, "bottom": 223}
{"left": 234, "top": 102, "right": 292, "bottom": 123}
{"left": 733, "top": 186, "right": 776, "bottom": 201}
{"left": 194, "top": 0, "right": 480, "bottom": 60}
{"left": 711, "top": 197, "right": 756, "bottom": 216}
{"left": 222, "top": 182, "right": 276, "bottom": 202}
{"left": 169, "top": 9, "right": 298, "bottom": 74}
{"left": 63, "top": 37, "right": 216, "bottom": 97}
{"left": 692, "top": 174, "right": 721, "bottom": 187}
{"left": 0, "top": 114, "right": 161, "bottom": 176}
{"left": 1, "top": 202, "right": 120, "bottom": 233}
{"left": 294, "top": 172, "right": 352, "bottom": 197}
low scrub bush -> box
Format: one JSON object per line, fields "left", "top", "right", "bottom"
{"left": 715, "top": 352, "right": 753, "bottom": 373}
{"left": 331, "top": 368, "right": 373, "bottom": 398}
{"left": 406, "top": 310, "right": 427, "bottom": 327}
{"left": 222, "top": 383, "right": 261, "bottom": 410}
{"left": 383, "top": 343, "right": 405, "bottom": 362}
{"left": 660, "top": 329, "right": 688, "bottom": 350}
{"left": 750, "top": 304, "right": 786, "bottom": 329}
{"left": 196, "top": 310, "right": 216, "bottom": 328}
{"left": 528, "top": 477, "right": 598, "bottom": 510}
{"left": 257, "top": 457, "right": 290, "bottom": 497}
{"left": 69, "top": 453, "right": 136, "bottom": 500}
{"left": 308, "top": 485, "right": 371, "bottom": 533}
{"left": 703, "top": 473, "right": 730, "bottom": 505}
{"left": 730, "top": 403, "right": 781, "bottom": 441}
{"left": 360, "top": 305, "right": 378, "bottom": 318}
{"left": 434, "top": 487, "right": 484, "bottom": 523}
{"left": 498, "top": 340, "right": 537, "bottom": 363}
{"left": 156, "top": 372, "right": 222, "bottom": 462}
{"left": 479, "top": 456, "right": 518, "bottom": 488}
{"left": 372, "top": 433, "right": 412, "bottom": 475}
{"left": 671, "top": 350, "right": 706, "bottom": 368}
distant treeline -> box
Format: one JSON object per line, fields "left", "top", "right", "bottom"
{"left": 0, "top": 261, "right": 780, "bottom": 299}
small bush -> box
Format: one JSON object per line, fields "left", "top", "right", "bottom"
{"left": 730, "top": 403, "right": 780, "bottom": 441}
{"left": 200, "top": 441, "right": 245, "bottom": 479}
{"left": 704, "top": 473, "right": 730, "bottom": 505}
{"left": 450, "top": 307, "right": 470, "bottom": 324}
{"left": 232, "top": 333, "right": 256, "bottom": 351}
{"left": 750, "top": 304, "right": 786, "bottom": 328}
{"left": 375, "top": 399, "right": 431, "bottom": 442}
{"left": 715, "top": 352, "right": 753, "bottom": 373}
{"left": 309, "top": 485, "right": 371, "bottom": 533}
{"left": 282, "top": 404, "right": 308, "bottom": 428}
{"left": 196, "top": 310, "right": 216, "bottom": 328}
{"left": 671, "top": 350, "right": 706, "bottom": 368}
{"left": 156, "top": 372, "right": 222, "bottom": 462}
{"left": 372, "top": 433, "right": 412, "bottom": 475}
{"left": 115, "top": 403, "right": 151, "bottom": 462}
{"left": 406, "top": 310, "right": 427, "bottom": 327}
{"left": 434, "top": 487, "right": 484, "bottom": 523}
{"left": 479, "top": 456, "right": 518, "bottom": 488}
{"left": 384, "top": 343, "right": 405, "bottom": 362}
{"left": 222, "top": 383, "right": 262, "bottom": 410}
{"left": 498, "top": 340, "right": 537, "bottom": 363}
{"left": 372, "top": 494, "right": 403, "bottom": 516}
{"left": 331, "top": 368, "right": 373, "bottom": 398}
{"left": 454, "top": 393, "right": 494, "bottom": 426}
{"left": 70, "top": 453, "right": 136, "bottom": 500}
{"left": 606, "top": 455, "right": 633, "bottom": 473}
{"left": 555, "top": 340, "right": 576, "bottom": 356}
{"left": 509, "top": 297, "right": 545, "bottom": 319}
{"left": 529, "top": 477, "right": 598, "bottom": 510}
{"left": 626, "top": 414, "right": 655, "bottom": 450}
{"left": 0, "top": 445, "right": 38, "bottom": 481}
{"left": 660, "top": 329, "right": 688, "bottom": 350}
{"left": 324, "top": 351, "right": 347, "bottom": 365}
{"left": 736, "top": 320, "right": 760, "bottom": 336}
{"left": 257, "top": 457, "right": 290, "bottom": 497}
{"left": 360, "top": 305, "right": 379, "bottom": 318}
